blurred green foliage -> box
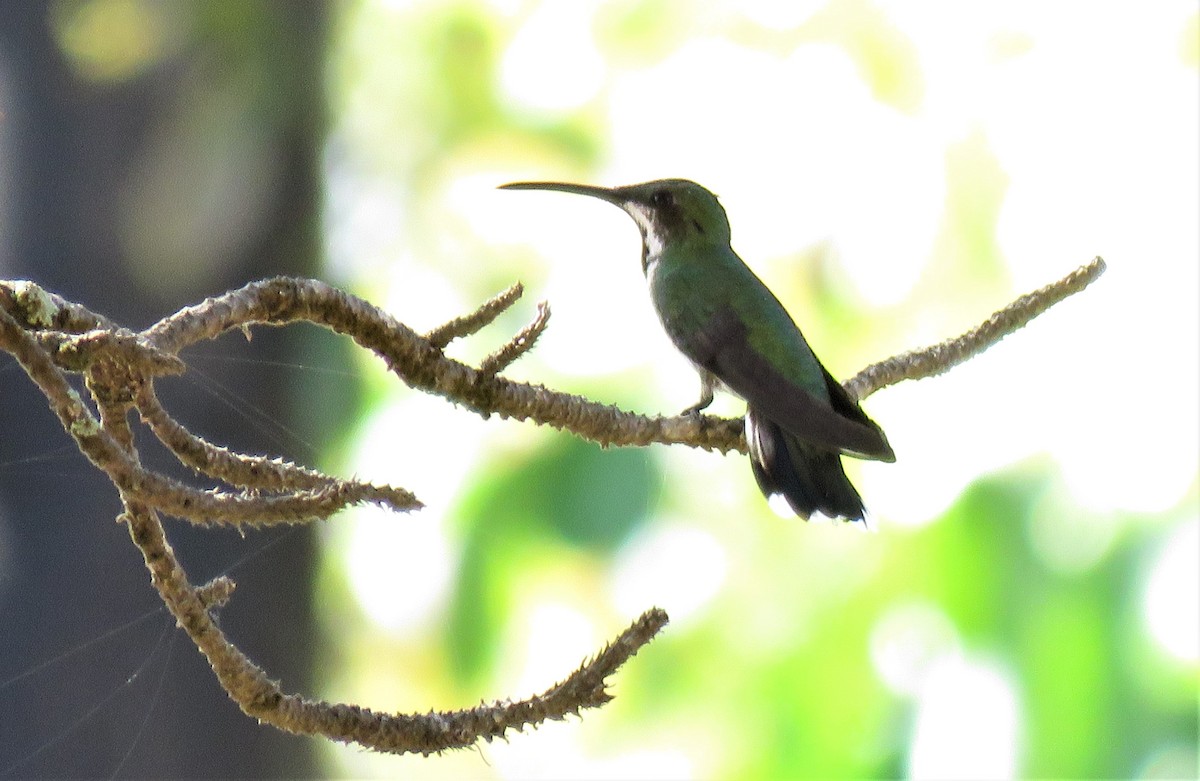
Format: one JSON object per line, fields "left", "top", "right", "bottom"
{"left": 447, "top": 438, "right": 657, "bottom": 687}
{"left": 317, "top": 2, "right": 1200, "bottom": 778}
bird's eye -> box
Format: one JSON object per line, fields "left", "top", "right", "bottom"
{"left": 651, "top": 190, "right": 671, "bottom": 206}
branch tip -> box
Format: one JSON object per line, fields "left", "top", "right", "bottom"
{"left": 844, "top": 256, "right": 1107, "bottom": 401}
{"left": 424, "top": 283, "right": 526, "bottom": 348}
{"left": 1, "top": 255, "right": 1103, "bottom": 755}
{"left": 479, "top": 300, "right": 551, "bottom": 375}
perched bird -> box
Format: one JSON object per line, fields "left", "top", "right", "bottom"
{"left": 500, "top": 179, "right": 894, "bottom": 522}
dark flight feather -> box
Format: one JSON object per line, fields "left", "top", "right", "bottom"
{"left": 745, "top": 409, "right": 868, "bottom": 520}
{"left": 680, "top": 307, "right": 894, "bottom": 461}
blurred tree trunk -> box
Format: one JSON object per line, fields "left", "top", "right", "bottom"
{"left": 0, "top": 1, "right": 332, "bottom": 776}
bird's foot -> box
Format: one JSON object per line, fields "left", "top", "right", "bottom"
{"left": 680, "top": 387, "right": 714, "bottom": 418}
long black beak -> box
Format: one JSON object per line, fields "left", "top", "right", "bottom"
{"left": 499, "top": 181, "right": 624, "bottom": 205}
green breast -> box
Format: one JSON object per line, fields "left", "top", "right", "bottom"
{"left": 647, "top": 242, "right": 830, "bottom": 402}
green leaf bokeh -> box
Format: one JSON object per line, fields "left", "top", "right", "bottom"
{"left": 316, "top": 2, "right": 1199, "bottom": 778}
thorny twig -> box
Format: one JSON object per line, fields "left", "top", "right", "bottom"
{"left": 843, "top": 257, "right": 1107, "bottom": 400}
{"left": 0, "top": 256, "right": 1105, "bottom": 755}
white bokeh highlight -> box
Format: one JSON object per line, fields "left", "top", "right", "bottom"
{"left": 908, "top": 655, "right": 1022, "bottom": 780}
{"left": 870, "top": 600, "right": 961, "bottom": 696}
{"left": 611, "top": 522, "right": 729, "bottom": 625}
{"left": 1142, "top": 518, "right": 1200, "bottom": 664}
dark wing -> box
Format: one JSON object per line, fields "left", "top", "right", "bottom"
{"left": 678, "top": 307, "right": 895, "bottom": 462}
{"left": 819, "top": 364, "right": 895, "bottom": 462}
{"left": 745, "top": 410, "right": 868, "bottom": 520}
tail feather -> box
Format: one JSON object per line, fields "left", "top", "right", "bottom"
{"left": 745, "top": 408, "right": 866, "bottom": 521}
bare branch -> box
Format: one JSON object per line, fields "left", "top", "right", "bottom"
{"left": 197, "top": 576, "right": 237, "bottom": 610}
{"left": 38, "top": 329, "right": 185, "bottom": 376}
{"left": 142, "top": 276, "right": 746, "bottom": 452}
{"left": 424, "top": 283, "right": 525, "bottom": 348}
{"left": 0, "top": 279, "right": 120, "bottom": 333}
{"left": 134, "top": 382, "right": 417, "bottom": 511}
{"left": 844, "top": 256, "right": 1107, "bottom": 401}
{"left": 0, "top": 255, "right": 1105, "bottom": 757}
{"left": 260, "top": 607, "right": 668, "bottom": 755}
{"left": 479, "top": 300, "right": 551, "bottom": 376}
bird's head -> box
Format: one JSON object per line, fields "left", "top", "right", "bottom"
{"left": 500, "top": 178, "right": 732, "bottom": 271}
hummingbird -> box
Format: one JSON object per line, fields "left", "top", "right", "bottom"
{"left": 499, "top": 178, "right": 895, "bottom": 522}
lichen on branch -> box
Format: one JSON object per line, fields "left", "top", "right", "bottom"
{"left": 0, "top": 256, "right": 1104, "bottom": 755}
